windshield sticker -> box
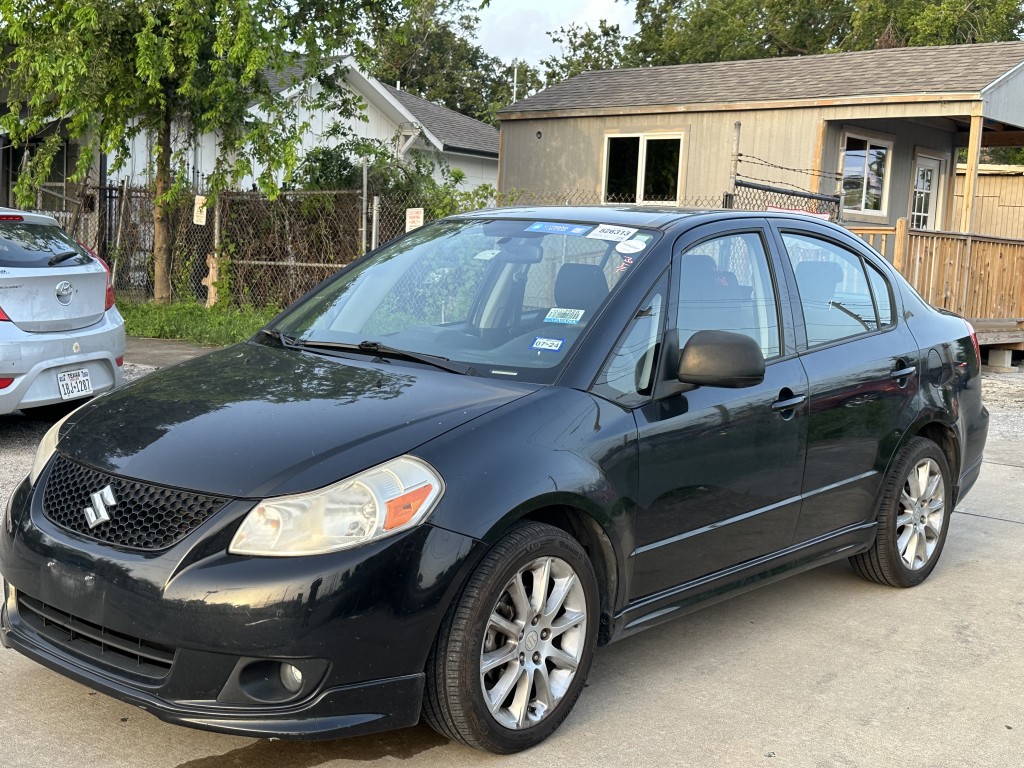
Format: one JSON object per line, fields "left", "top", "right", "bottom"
{"left": 474, "top": 249, "right": 501, "bottom": 260}
{"left": 615, "top": 256, "right": 635, "bottom": 273}
{"left": 531, "top": 337, "right": 565, "bottom": 352}
{"left": 586, "top": 224, "right": 638, "bottom": 242}
{"left": 544, "top": 308, "right": 585, "bottom": 325}
{"left": 526, "top": 222, "right": 593, "bottom": 236}
{"left": 615, "top": 239, "right": 646, "bottom": 255}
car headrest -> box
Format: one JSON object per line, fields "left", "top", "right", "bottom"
{"left": 795, "top": 260, "right": 844, "bottom": 305}
{"left": 554, "top": 263, "right": 608, "bottom": 315}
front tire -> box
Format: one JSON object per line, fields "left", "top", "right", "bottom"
{"left": 423, "top": 522, "right": 599, "bottom": 753}
{"left": 850, "top": 437, "right": 952, "bottom": 587}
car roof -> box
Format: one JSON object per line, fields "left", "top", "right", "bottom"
{"left": 0, "top": 207, "right": 60, "bottom": 227}
{"left": 452, "top": 205, "right": 847, "bottom": 234}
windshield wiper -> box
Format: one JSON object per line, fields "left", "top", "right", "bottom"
{"left": 259, "top": 328, "right": 304, "bottom": 349}
{"left": 48, "top": 249, "right": 80, "bottom": 266}
{"left": 302, "top": 339, "right": 477, "bottom": 376}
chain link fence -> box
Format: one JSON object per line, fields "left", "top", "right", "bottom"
{"left": 41, "top": 182, "right": 839, "bottom": 310}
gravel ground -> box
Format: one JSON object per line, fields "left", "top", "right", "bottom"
{"left": 981, "top": 369, "right": 1024, "bottom": 441}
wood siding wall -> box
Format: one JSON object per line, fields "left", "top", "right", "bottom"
{"left": 500, "top": 100, "right": 972, "bottom": 226}
{"left": 951, "top": 168, "right": 1024, "bottom": 240}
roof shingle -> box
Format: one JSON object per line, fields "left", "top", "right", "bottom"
{"left": 383, "top": 84, "right": 499, "bottom": 157}
{"left": 501, "top": 41, "right": 1024, "bottom": 116}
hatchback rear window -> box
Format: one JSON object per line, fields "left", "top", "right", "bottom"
{"left": 0, "top": 221, "right": 92, "bottom": 268}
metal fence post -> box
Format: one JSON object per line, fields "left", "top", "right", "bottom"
{"left": 371, "top": 196, "right": 380, "bottom": 250}
{"left": 361, "top": 158, "right": 369, "bottom": 255}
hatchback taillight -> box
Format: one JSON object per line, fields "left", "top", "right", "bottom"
{"left": 78, "top": 241, "right": 115, "bottom": 310}
{"left": 0, "top": 304, "right": 8, "bottom": 321}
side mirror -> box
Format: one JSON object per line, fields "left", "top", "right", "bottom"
{"left": 677, "top": 330, "right": 765, "bottom": 388}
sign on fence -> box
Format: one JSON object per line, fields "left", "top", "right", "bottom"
{"left": 405, "top": 207, "right": 424, "bottom": 232}
{"left": 193, "top": 195, "right": 208, "bottom": 226}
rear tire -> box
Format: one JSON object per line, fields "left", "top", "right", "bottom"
{"left": 423, "top": 522, "right": 599, "bottom": 753}
{"left": 850, "top": 437, "right": 952, "bottom": 588}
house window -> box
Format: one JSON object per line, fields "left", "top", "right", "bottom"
{"left": 605, "top": 135, "right": 682, "bottom": 204}
{"left": 841, "top": 133, "right": 892, "bottom": 214}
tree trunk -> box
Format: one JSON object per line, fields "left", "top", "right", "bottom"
{"left": 152, "top": 112, "right": 173, "bottom": 303}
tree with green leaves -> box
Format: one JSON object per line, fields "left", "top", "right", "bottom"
{"left": 0, "top": 0, "right": 370, "bottom": 302}
{"left": 363, "top": 0, "right": 541, "bottom": 124}
{"left": 543, "top": 20, "right": 630, "bottom": 83}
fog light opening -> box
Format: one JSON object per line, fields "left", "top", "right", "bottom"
{"left": 279, "top": 663, "right": 304, "bottom": 694}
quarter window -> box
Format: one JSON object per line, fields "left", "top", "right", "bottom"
{"left": 782, "top": 233, "right": 881, "bottom": 346}
{"left": 605, "top": 135, "right": 682, "bottom": 204}
{"left": 675, "top": 232, "right": 781, "bottom": 358}
{"left": 593, "top": 276, "right": 667, "bottom": 406}
{"left": 841, "top": 134, "right": 892, "bottom": 213}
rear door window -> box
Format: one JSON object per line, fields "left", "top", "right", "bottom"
{"left": 0, "top": 221, "right": 92, "bottom": 268}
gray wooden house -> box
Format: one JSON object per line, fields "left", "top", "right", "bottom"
{"left": 497, "top": 41, "right": 1024, "bottom": 236}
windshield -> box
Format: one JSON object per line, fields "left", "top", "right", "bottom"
{"left": 272, "top": 217, "right": 662, "bottom": 382}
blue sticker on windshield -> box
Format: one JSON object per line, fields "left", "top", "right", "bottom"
{"left": 526, "top": 222, "right": 593, "bottom": 236}
{"left": 532, "top": 337, "right": 565, "bottom": 352}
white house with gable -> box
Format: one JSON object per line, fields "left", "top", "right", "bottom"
{"left": 107, "top": 60, "right": 500, "bottom": 191}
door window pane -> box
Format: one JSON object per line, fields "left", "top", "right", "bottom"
{"left": 782, "top": 233, "right": 879, "bottom": 346}
{"left": 865, "top": 261, "right": 894, "bottom": 327}
{"left": 676, "top": 232, "right": 780, "bottom": 358}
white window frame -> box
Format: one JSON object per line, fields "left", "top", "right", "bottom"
{"left": 839, "top": 128, "right": 894, "bottom": 218}
{"left": 602, "top": 133, "right": 685, "bottom": 205}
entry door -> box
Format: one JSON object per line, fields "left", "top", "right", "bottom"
{"left": 630, "top": 223, "right": 809, "bottom": 599}
{"left": 910, "top": 157, "right": 942, "bottom": 230}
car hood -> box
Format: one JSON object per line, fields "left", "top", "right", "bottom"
{"left": 58, "top": 342, "right": 537, "bottom": 498}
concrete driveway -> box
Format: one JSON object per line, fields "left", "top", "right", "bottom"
{"left": 1, "top": 359, "right": 1021, "bottom": 768}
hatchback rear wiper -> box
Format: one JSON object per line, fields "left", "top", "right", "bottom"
{"left": 302, "top": 339, "right": 477, "bottom": 376}
{"left": 48, "top": 249, "right": 80, "bottom": 266}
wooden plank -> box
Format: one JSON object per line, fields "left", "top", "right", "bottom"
{"left": 953, "top": 130, "right": 1024, "bottom": 148}
{"left": 977, "top": 331, "right": 1024, "bottom": 345}
{"left": 959, "top": 113, "right": 983, "bottom": 233}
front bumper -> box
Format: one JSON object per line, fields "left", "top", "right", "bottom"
{"left": 0, "top": 309, "right": 125, "bottom": 414}
{"left": 0, "top": 472, "right": 483, "bottom": 739}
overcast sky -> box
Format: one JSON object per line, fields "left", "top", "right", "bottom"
{"left": 476, "top": 0, "right": 637, "bottom": 67}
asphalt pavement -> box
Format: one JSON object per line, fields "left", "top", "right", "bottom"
{"left": 0, "top": 347, "right": 1021, "bottom": 768}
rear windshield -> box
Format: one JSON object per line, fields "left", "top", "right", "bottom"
{"left": 0, "top": 221, "right": 92, "bottom": 268}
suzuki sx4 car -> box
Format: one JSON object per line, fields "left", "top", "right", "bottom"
{"left": 1, "top": 208, "right": 987, "bottom": 753}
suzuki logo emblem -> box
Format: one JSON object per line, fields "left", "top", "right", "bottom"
{"left": 55, "top": 281, "right": 74, "bottom": 305}
{"left": 83, "top": 485, "right": 117, "bottom": 528}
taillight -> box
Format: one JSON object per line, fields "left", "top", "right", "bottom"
{"left": 965, "top": 320, "right": 981, "bottom": 365}
{"left": 0, "top": 377, "right": 13, "bottom": 389}
{"left": 0, "top": 304, "right": 8, "bottom": 321}
{"left": 77, "top": 241, "right": 115, "bottom": 310}
{"left": 0, "top": 215, "right": 23, "bottom": 221}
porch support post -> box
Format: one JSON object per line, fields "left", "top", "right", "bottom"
{"left": 959, "top": 112, "right": 983, "bottom": 234}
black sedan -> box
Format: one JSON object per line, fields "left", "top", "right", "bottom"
{"left": 1, "top": 208, "right": 988, "bottom": 753}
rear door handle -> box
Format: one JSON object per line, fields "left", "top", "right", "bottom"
{"left": 771, "top": 394, "right": 807, "bottom": 412}
{"left": 889, "top": 365, "right": 916, "bottom": 380}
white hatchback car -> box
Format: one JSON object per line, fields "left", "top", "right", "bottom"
{"left": 0, "top": 208, "right": 124, "bottom": 418}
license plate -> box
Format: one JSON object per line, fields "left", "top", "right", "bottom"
{"left": 57, "top": 368, "right": 93, "bottom": 401}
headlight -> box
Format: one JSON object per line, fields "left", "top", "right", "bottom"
{"left": 29, "top": 412, "right": 74, "bottom": 486}
{"left": 229, "top": 456, "right": 444, "bottom": 556}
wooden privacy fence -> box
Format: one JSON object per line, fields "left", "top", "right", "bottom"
{"left": 848, "top": 219, "right": 1024, "bottom": 321}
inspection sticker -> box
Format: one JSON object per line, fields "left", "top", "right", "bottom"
{"left": 474, "top": 249, "right": 501, "bottom": 260}
{"left": 531, "top": 337, "right": 565, "bottom": 352}
{"left": 544, "top": 308, "right": 585, "bottom": 325}
{"left": 586, "top": 224, "right": 638, "bottom": 242}
{"left": 526, "top": 222, "right": 593, "bottom": 236}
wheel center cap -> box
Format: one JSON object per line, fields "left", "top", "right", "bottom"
{"left": 525, "top": 631, "right": 539, "bottom": 651}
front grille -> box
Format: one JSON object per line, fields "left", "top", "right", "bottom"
{"left": 16, "top": 592, "right": 175, "bottom": 682}
{"left": 41, "top": 455, "right": 230, "bottom": 551}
